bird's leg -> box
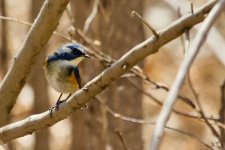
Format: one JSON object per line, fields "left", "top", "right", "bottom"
{"left": 49, "top": 93, "right": 63, "bottom": 116}
{"left": 59, "top": 93, "right": 71, "bottom": 103}
{"left": 55, "top": 93, "right": 63, "bottom": 106}
{"left": 54, "top": 93, "right": 71, "bottom": 111}
{"left": 55, "top": 93, "right": 64, "bottom": 110}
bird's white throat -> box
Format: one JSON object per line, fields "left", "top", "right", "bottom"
{"left": 70, "top": 57, "right": 85, "bottom": 66}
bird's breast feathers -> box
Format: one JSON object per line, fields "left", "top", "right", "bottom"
{"left": 44, "top": 61, "right": 79, "bottom": 93}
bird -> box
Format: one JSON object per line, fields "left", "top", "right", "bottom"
{"left": 43, "top": 43, "right": 90, "bottom": 115}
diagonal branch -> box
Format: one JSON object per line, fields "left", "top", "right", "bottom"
{"left": 0, "top": 0, "right": 70, "bottom": 126}
{"left": 0, "top": 0, "right": 217, "bottom": 143}
{"left": 150, "top": 0, "right": 225, "bottom": 149}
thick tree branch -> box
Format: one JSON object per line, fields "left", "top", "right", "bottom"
{"left": 0, "top": 0, "right": 70, "bottom": 126}
{"left": 150, "top": 0, "right": 225, "bottom": 149}
{"left": 0, "top": 0, "right": 217, "bottom": 143}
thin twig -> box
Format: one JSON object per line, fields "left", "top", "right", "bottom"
{"left": 98, "top": 97, "right": 150, "bottom": 124}
{"left": 0, "top": 16, "right": 32, "bottom": 26}
{"left": 128, "top": 78, "right": 207, "bottom": 120}
{"left": 131, "top": 11, "right": 159, "bottom": 39}
{"left": 83, "top": 0, "right": 99, "bottom": 33}
{"left": 0, "top": 16, "right": 71, "bottom": 42}
{"left": 150, "top": 1, "right": 225, "bottom": 149}
{"left": 188, "top": 74, "right": 222, "bottom": 147}
{"left": 115, "top": 130, "right": 131, "bottom": 150}
{"left": 177, "top": 7, "right": 186, "bottom": 55}
{"left": 190, "top": 1, "right": 194, "bottom": 14}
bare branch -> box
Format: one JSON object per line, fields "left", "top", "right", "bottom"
{"left": 150, "top": 1, "right": 225, "bottom": 149}
{"left": 83, "top": 0, "right": 99, "bottom": 33}
{"left": 0, "top": 0, "right": 217, "bottom": 143}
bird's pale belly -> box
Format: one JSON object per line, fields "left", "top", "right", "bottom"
{"left": 45, "top": 68, "right": 79, "bottom": 93}
{"left": 46, "top": 74, "right": 78, "bottom": 93}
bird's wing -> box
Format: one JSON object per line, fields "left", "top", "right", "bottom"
{"left": 74, "top": 67, "right": 82, "bottom": 89}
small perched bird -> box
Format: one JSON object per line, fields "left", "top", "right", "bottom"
{"left": 43, "top": 43, "right": 90, "bottom": 114}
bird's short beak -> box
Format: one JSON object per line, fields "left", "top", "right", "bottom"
{"left": 84, "top": 53, "right": 91, "bottom": 58}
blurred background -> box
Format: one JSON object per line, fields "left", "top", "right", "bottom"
{"left": 0, "top": 0, "right": 225, "bottom": 150}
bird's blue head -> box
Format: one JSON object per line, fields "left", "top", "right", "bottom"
{"left": 47, "top": 43, "right": 90, "bottom": 64}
